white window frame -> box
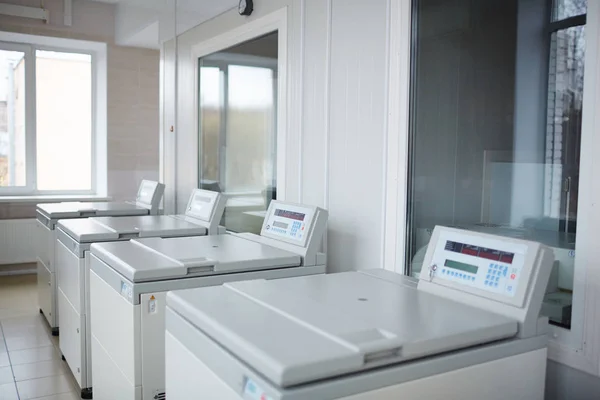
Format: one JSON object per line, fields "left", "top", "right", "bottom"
{"left": 385, "top": 0, "right": 600, "bottom": 376}
{"left": 0, "top": 32, "right": 107, "bottom": 197}
{"left": 189, "top": 8, "right": 288, "bottom": 203}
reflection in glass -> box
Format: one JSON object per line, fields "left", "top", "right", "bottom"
{"left": 198, "top": 32, "right": 278, "bottom": 234}
{"left": 0, "top": 50, "right": 26, "bottom": 187}
{"left": 408, "top": 0, "right": 586, "bottom": 330}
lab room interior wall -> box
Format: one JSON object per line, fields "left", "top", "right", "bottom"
{"left": 166, "top": 0, "right": 389, "bottom": 273}
{"left": 0, "top": 0, "right": 160, "bottom": 218}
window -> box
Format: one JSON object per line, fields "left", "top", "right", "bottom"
{"left": 0, "top": 48, "right": 26, "bottom": 187}
{"left": 406, "top": 0, "right": 587, "bottom": 330}
{"left": 198, "top": 32, "right": 278, "bottom": 233}
{"left": 36, "top": 51, "right": 92, "bottom": 191}
{"left": 0, "top": 42, "right": 93, "bottom": 195}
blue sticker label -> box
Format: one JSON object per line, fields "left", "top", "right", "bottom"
{"left": 243, "top": 378, "right": 272, "bottom": 400}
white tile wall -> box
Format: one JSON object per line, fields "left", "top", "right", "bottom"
{"left": 107, "top": 45, "right": 160, "bottom": 201}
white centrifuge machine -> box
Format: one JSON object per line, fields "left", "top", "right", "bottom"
{"left": 35, "top": 180, "right": 164, "bottom": 335}
{"left": 88, "top": 201, "right": 328, "bottom": 400}
{"left": 165, "top": 226, "right": 554, "bottom": 400}
{"left": 54, "top": 189, "right": 224, "bottom": 398}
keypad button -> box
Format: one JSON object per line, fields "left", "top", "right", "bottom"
{"left": 494, "top": 282, "right": 498, "bottom": 288}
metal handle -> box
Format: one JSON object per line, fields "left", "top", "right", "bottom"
{"left": 77, "top": 328, "right": 79, "bottom": 334}
{"left": 428, "top": 264, "right": 438, "bottom": 281}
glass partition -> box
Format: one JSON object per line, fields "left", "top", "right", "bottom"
{"left": 198, "top": 32, "right": 278, "bottom": 234}
{"left": 407, "top": 0, "right": 587, "bottom": 330}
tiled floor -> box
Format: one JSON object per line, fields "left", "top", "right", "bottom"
{"left": 0, "top": 274, "right": 80, "bottom": 400}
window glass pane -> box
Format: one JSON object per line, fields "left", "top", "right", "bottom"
{"left": 198, "top": 32, "right": 278, "bottom": 234}
{"left": 199, "top": 66, "right": 222, "bottom": 186}
{"left": 408, "top": 0, "right": 585, "bottom": 330}
{"left": 0, "top": 50, "right": 26, "bottom": 187}
{"left": 36, "top": 50, "right": 92, "bottom": 191}
{"left": 552, "top": 0, "right": 587, "bottom": 21}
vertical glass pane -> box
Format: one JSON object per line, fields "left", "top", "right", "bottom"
{"left": 198, "top": 32, "right": 278, "bottom": 234}
{"left": 36, "top": 50, "right": 92, "bottom": 191}
{"left": 199, "top": 66, "right": 222, "bottom": 187}
{"left": 552, "top": 0, "right": 587, "bottom": 21}
{"left": 408, "top": 0, "right": 585, "bottom": 330}
{"left": 226, "top": 65, "right": 275, "bottom": 193}
{"left": 0, "top": 50, "right": 26, "bottom": 187}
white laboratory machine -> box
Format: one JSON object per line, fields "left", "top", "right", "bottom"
{"left": 88, "top": 201, "right": 328, "bottom": 400}
{"left": 165, "top": 226, "right": 554, "bottom": 400}
{"left": 54, "top": 189, "right": 224, "bottom": 399}
{"left": 36, "top": 180, "right": 165, "bottom": 335}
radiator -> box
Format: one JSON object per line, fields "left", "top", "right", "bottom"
{"left": 0, "top": 219, "right": 38, "bottom": 265}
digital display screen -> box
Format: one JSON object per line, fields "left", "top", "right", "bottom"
{"left": 445, "top": 241, "right": 514, "bottom": 264}
{"left": 194, "top": 195, "right": 212, "bottom": 204}
{"left": 274, "top": 209, "right": 306, "bottom": 221}
{"left": 445, "top": 259, "right": 479, "bottom": 274}
{"left": 273, "top": 221, "right": 288, "bottom": 229}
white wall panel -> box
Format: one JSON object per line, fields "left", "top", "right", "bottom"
{"left": 0, "top": 219, "right": 37, "bottom": 265}
{"left": 326, "top": 0, "right": 389, "bottom": 272}
{"left": 301, "top": 0, "right": 330, "bottom": 210}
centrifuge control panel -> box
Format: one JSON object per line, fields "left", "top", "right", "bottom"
{"left": 185, "top": 189, "right": 221, "bottom": 222}
{"left": 261, "top": 202, "right": 317, "bottom": 247}
{"left": 422, "top": 227, "right": 545, "bottom": 308}
{"left": 434, "top": 239, "right": 524, "bottom": 297}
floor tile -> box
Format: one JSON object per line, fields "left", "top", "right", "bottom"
{"left": 0, "top": 354, "right": 9, "bottom": 368}
{"left": 0, "top": 309, "right": 39, "bottom": 321}
{"left": 5, "top": 334, "right": 52, "bottom": 352}
{"left": 32, "top": 392, "right": 80, "bottom": 400}
{"left": 16, "top": 374, "right": 73, "bottom": 399}
{"left": 12, "top": 359, "right": 68, "bottom": 382}
{"left": 2, "top": 325, "right": 49, "bottom": 339}
{"left": 0, "top": 315, "right": 46, "bottom": 329}
{"left": 0, "top": 382, "right": 18, "bottom": 400}
{"left": 0, "top": 367, "right": 14, "bottom": 385}
{"left": 0, "top": 343, "right": 6, "bottom": 355}
{"left": 9, "top": 346, "right": 59, "bottom": 366}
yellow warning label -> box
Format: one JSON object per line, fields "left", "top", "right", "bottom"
{"left": 150, "top": 295, "right": 155, "bottom": 300}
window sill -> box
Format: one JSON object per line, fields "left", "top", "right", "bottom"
{"left": 0, "top": 194, "right": 111, "bottom": 204}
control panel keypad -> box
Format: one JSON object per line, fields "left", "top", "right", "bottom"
{"left": 438, "top": 260, "right": 520, "bottom": 297}
{"left": 290, "top": 221, "right": 303, "bottom": 238}
{"left": 484, "top": 263, "right": 507, "bottom": 289}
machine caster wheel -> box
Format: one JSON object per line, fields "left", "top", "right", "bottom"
{"left": 39, "top": 309, "right": 43, "bottom": 314}
{"left": 61, "top": 355, "right": 66, "bottom": 361}
{"left": 51, "top": 328, "right": 59, "bottom": 337}
{"left": 81, "top": 388, "right": 93, "bottom": 399}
